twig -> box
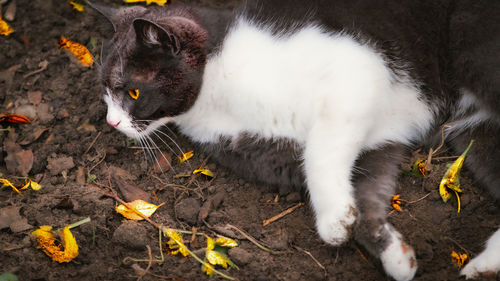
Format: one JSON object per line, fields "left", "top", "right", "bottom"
{"left": 23, "top": 60, "right": 49, "bottom": 78}
{"left": 84, "top": 131, "right": 102, "bottom": 155}
{"left": 407, "top": 192, "right": 431, "bottom": 204}
{"left": 136, "top": 245, "right": 153, "bottom": 281}
{"left": 445, "top": 236, "right": 475, "bottom": 256}
{"left": 226, "top": 224, "right": 285, "bottom": 255}
{"left": 294, "top": 245, "right": 327, "bottom": 277}
{"left": 262, "top": 202, "right": 304, "bottom": 226}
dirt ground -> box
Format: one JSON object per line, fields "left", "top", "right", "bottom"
{"left": 1, "top": 0, "right": 499, "bottom": 280}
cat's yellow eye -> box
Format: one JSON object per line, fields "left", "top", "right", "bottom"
{"left": 128, "top": 89, "right": 140, "bottom": 100}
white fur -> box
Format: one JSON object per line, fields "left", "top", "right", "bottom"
{"left": 461, "top": 228, "right": 500, "bottom": 279}
{"left": 380, "top": 224, "right": 418, "bottom": 281}
{"left": 172, "top": 18, "right": 434, "bottom": 245}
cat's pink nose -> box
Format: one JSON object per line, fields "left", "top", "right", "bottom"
{"left": 107, "top": 119, "right": 121, "bottom": 127}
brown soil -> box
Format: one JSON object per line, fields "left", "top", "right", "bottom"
{"left": 1, "top": 1, "right": 499, "bottom": 280}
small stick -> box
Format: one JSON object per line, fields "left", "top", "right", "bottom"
{"left": 84, "top": 131, "right": 102, "bottom": 154}
{"left": 407, "top": 192, "right": 431, "bottom": 204}
{"left": 445, "top": 236, "right": 475, "bottom": 256}
{"left": 136, "top": 245, "right": 153, "bottom": 281}
{"left": 226, "top": 224, "right": 284, "bottom": 255}
{"left": 262, "top": 202, "right": 304, "bottom": 226}
{"left": 294, "top": 245, "right": 327, "bottom": 277}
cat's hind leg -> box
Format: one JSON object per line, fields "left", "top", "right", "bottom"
{"left": 353, "top": 144, "right": 417, "bottom": 281}
{"left": 447, "top": 124, "right": 500, "bottom": 279}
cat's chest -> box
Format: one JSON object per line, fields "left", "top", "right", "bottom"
{"left": 172, "top": 19, "right": 433, "bottom": 147}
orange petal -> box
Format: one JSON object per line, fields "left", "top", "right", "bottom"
{"left": 115, "top": 200, "right": 164, "bottom": 220}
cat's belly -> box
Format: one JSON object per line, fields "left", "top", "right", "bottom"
{"left": 197, "top": 133, "right": 306, "bottom": 190}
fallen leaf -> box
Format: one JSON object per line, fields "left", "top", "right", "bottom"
{"left": 19, "top": 127, "right": 50, "bottom": 145}
{"left": 4, "top": 0, "right": 16, "bottom": 21}
{"left": 31, "top": 223, "right": 82, "bottom": 263}
{"left": 69, "top": 0, "right": 85, "bottom": 11}
{"left": 0, "top": 206, "right": 32, "bottom": 232}
{"left": 3, "top": 139, "right": 33, "bottom": 177}
{"left": 451, "top": 251, "right": 468, "bottom": 267}
{"left": 203, "top": 236, "right": 238, "bottom": 276}
{"left": 112, "top": 172, "right": 151, "bottom": 202}
{"left": 47, "top": 155, "right": 75, "bottom": 176}
{"left": 123, "top": 0, "right": 168, "bottom": 6}
{"left": 76, "top": 119, "right": 96, "bottom": 132}
{"left": 178, "top": 150, "right": 194, "bottom": 163}
{"left": 58, "top": 36, "right": 93, "bottom": 67}
{"left": 0, "top": 16, "right": 14, "bottom": 36}
{"left": 154, "top": 151, "right": 172, "bottom": 173}
{"left": 0, "top": 113, "right": 30, "bottom": 124}
{"left": 193, "top": 169, "right": 214, "bottom": 178}
{"left": 115, "top": 200, "right": 164, "bottom": 220}
{"left": 439, "top": 140, "right": 474, "bottom": 213}
{"left": 163, "top": 228, "right": 190, "bottom": 257}
{"left": 391, "top": 195, "right": 403, "bottom": 212}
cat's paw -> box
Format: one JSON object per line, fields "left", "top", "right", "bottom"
{"left": 316, "top": 204, "right": 357, "bottom": 246}
{"left": 460, "top": 254, "right": 500, "bottom": 279}
{"left": 380, "top": 225, "right": 417, "bottom": 281}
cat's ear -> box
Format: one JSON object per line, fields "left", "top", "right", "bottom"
{"left": 87, "top": 1, "right": 120, "bottom": 32}
{"left": 133, "top": 19, "right": 181, "bottom": 55}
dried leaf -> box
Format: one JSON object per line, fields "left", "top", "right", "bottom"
{"left": 0, "top": 17, "right": 14, "bottom": 36}
{"left": 178, "top": 150, "right": 194, "bottom": 163}
{"left": 451, "top": 251, "right": 468, "bottom": 267}
{"left": 3, "top": 139, "right": 34, "bottom": 177}
{"left": 203, "top": 236, "right": 238, "bottom": 276}
{"left": 391, "top": 195, "right": 403, "bottom": 212}
{"left": 439, "top": 140, "right": 474, "bottom": 213}
{"left": 69, "top": 0, "right": 85, "bottom": 12}
{"left": 58, "top": 36, "right": 93, "bottom": 67}
{"left": 193, "top": 169, "right": 214, "bottom": 178}
{"left": 32, "top": 225, "right": 79, "bottom": 263}
{"left": 0, "top": 113, "right": 30, "bottom": 124}
{"left": 163, "top": 228, "right": 190, "bottom": 257}
{"left": 412, "top": 160, "right": 427, "bottom": 176}
{"left": 115, "top": 200, "right": 164, "bottom": 220}
{"left": 154, "top": 151, "right": 172, "bottom": 173}
{"left": 123, "top": 0, "right": 167, "bottom": 6}
{"left": 0, "top": 206, "right": 32, "bottom": 232}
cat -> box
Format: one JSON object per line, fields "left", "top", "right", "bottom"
{"left": 91, "top": 0, "right": 500, "bottom": 280}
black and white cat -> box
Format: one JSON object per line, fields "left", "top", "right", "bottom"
{"left": 92, "top": 1, "right": 500, "bottom": 280}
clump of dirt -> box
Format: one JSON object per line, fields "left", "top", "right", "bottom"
{"left": 1, "top": 1, "right": 499, "bottom": 281}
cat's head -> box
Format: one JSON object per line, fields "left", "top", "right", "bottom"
{"left": 92, "top": 3, "right": 208, "bottom": 139}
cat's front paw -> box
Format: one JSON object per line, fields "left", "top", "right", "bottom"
{"left": 316, "top": 204, "right": 357, "bottom": 246}
{"left": 460, "top": 253, "right": 500, "bottom": 279}
{"left": 380, "top": 225, "right": 417, "bottom": 281}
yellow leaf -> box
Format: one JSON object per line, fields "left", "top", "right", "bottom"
{"left": 0, "top": 178, "right": 21, "bottom": 194}
{"left": 451, "top": 251, "right": 468, "bottom": 267}
{"left": 439, "top": 140, "right": 474, "bottom": 212}
{"left": 69, "top": 1, "right": 85, "bottom": 12}
{"left": 178, "top": 150, "right": 194, "bottom": 163}
{"left": 58, "top": 36, "right": 94, "bottom": 67}
{"left": 115, "top": 200, "right": 164, "bottom": 220}
{"left": 204, "top": 236, "right": 237, "bottom": 272}
{"left": 123, "top": 0, "right": 168, "bottom": 6}
{"left": 215, "top": 237, "right": 238, "bottom": 248}
{"left": 391, "top": 195, "right": 402, "bottom": 212}
{"left": 32, "top": 225, "right": 79, "bottom": 263}
{"left": 0, "top": 17, "right": 14, "bottom": 36}
{"left": 21, "top": 179, "right": 42, "bottom": 191}
{"left": 201, "top": 262, "right": 214, "bottom": 276}
{"left": 163, "top": 229, "right": 190, "bottom": 257}
{"left": 193, "top": 169, "right": 214, "bottom": 178}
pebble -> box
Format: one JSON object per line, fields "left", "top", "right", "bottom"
{"left": 228, "top": 247, "right": 253, "bottom": 265}
{"left": 112, "top": 221, "right": 149, "bottom": 250}
{"left": 176, "top": 197, "right": 201, "bottom": 225}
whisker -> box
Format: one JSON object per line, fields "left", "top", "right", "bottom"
{"left": 146, "top": 134, "right": 176, "bottom": 174}
{"left": 154, "top": 128, "right": 193, "bottom": 171}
